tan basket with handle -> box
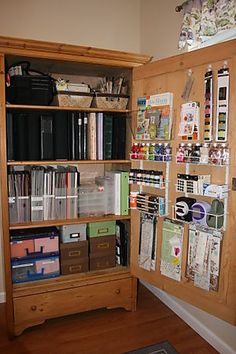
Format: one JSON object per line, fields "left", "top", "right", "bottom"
{"left": 94, "top": 93, "right": 129, "bottom": 110}
{"left": 56, "top": 91, "right": 93, "bottom": 108}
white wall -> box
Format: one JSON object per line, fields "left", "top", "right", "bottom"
{"left": 0, "top": 0, "right": 141, "bottom": 53}
{"left": 140, "top": 0, "right": 183, "bottom": 59}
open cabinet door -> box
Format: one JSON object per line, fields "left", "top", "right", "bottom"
{"left": 130, "top": 40, "right": 236, "bottom": 325}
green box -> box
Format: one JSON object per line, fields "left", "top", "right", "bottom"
{"left": 87, "top": 221, "right": 116, "bottom": 238}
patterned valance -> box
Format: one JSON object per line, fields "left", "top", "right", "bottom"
{"left": 178, "top": 0, "right": 236, "bottom": 49}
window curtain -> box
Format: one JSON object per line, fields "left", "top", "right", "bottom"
{"left": 178, "top": 0, "right": 236, "bottom": 49}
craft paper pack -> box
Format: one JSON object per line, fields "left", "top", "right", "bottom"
{"left": 160, "top": 219, "right": 184, "bottom": 281}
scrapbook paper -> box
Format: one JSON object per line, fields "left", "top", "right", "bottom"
{"left": 139, "top": 213, "right": 157, "bottom": 271}
{"left": 160, "top": 219, "right": 184, "bottom": 281}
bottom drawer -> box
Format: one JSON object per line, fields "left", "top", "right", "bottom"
{"left": 13, "top": 275, "right": 137, "bottom": 335}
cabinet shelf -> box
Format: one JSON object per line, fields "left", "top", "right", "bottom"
{"left": 9, "top": 214, "right": 131, "bottom": 230}
{"left": 7, "top": 160, "right": 131, "bottom": 166}
{"left": 6, "top": 104, "right": 131, "bottom": 114}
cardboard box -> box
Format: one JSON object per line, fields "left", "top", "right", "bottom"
{"left": 89, "top": 254, "right": 116, "bottom": 271}
{"left": 60, "top": 257, "right": 89, "bottom": 275}
{"left": 87, "top": 221, "right": 116, "bottom": 238}
{"left": 89, "top": 235, "right": 115, "bottom": 256}
{"left": 59, "top": 224, "right": 87, "bottom": 243}
{"left": 60, "top": 241, "right": 88, "bottom": 261}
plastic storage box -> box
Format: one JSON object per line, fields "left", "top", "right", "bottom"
{"left": 11, "top": 255, "right": 60, "bottom": 283}
{"left": 10, "top": 227, "right": 59, "bottom": 260}
{"left": 78, "top": 179, "right": 114, "bottom": 217}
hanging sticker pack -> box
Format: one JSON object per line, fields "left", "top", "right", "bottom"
{"left": 203, "top": 68, "right": 213, "bottom": 141}
{"left": 216, "top": 66, "right": 229, "bottom": 142}
{"left": 179, "top": 101, "right": 200, "bottom": 141}
{"left": 186, "top": 223, "right": 222, "bottom": 291}
{"left": 138, "top": 213, "right": 157, "bottom": 271}
{"left": 160, "top": 219, "right": 184, "bottom": 282}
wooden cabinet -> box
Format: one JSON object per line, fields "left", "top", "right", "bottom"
{"left": 0, "top": 36, "right": 150, "bottom": 335}
{"left": 0, "top": 36, "right": 235, "bottom": 336}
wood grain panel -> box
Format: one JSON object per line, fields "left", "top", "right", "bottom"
{"left": 131, "top": 42, "right": 236, "bottom": 324}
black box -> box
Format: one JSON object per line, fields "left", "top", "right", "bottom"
{"left": 6, "top": 75, "right": 55, "bottom": 105}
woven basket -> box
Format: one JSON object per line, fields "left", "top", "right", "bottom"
{"left": 56, "top": 91, "right": 93, "bottom": 108}
{"left": 94, "top": 93, "right": 129, "bottom": 110}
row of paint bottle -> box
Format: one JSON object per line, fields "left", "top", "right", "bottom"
{"left": 129, "top": 169, "right": 165, "bottom": 189}
{"left": 176, "top": 143, "right": 229, "bottom": 165}
{"left": 130, "top": 143, "right": 172, "bottom": 161}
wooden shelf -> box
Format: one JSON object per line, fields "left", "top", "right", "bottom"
{"left": 9, "top": 214, "right": 131, "bottom": 230}
{"left": 7, "top": 160, "right": 131, "bottom": 166}
{"left": 13, "top": 266, "right": 130, "bottom": 297}
{"left": 6, "top": 104, "right": 131, "bottom": 114}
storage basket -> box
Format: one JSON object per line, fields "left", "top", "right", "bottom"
{"left": 56, "top": 91, "right": 93, "bottom": 108}
{"left": 94, "top": 93, "right": 129, "bottom": 110}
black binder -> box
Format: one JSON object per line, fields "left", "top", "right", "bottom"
{"left": 6, "top": 112, "right": 14, "bottom": 161}
{"left": 27, "top": 112, "right": 40, "bottom": 161}
{"left": 76, "top": 113, "right": 82, "bottom": 160}
{"left": 103, "top": 114, "right": 113, "bottom": 160}
{"left": 40, "top": 114, "right": 54, "bottom": 160}
{"left": 13, "top": 113, "right": 28, "bottom": 161}
{"left": 82, "top": 113, "right": 88, "bottom": 160}
{"left": 68, "top": 112, "right": 76, "bottom": 160}
{"left": 53, "top": 111, "right": 69, "bottom": 160}
{"left": 112, "top": 115, "right": 126, "bottom": 159}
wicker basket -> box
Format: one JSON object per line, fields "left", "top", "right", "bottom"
{"left": 94, "top": 93, "right": 129, "bottom": 110}
{"left": 56, "top": 91, "right": 93, "bottom": 108}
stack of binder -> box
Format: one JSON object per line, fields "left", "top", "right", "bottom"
{"left": 7, "top": 111, "right": 127, "bottom": 162}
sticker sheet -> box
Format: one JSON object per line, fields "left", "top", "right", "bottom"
{"left": 216, "top": 67, "right": 229, "bottom": 142}
{"left": 179, "top": 102, "right": 200, "bottom": 141}
{"left": 187, "top": 223, "right": 222, "bottom": 291}
{"left": 138, "top": 213, "right": 157, "bottom": 271}
{"left": 203, "top": 69, "right": 213, "bottom": 142}
{"left": 160, "top": 219, "right": 184, "bottom": 281}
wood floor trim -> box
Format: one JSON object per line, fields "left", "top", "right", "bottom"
{"left": 141, "top": 281, "right": 235, "bottom": 354}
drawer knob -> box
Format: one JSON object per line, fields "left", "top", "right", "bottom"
{"left": 31, "top": 305, "right": 37, "bottom": 311}
{"left": 115, "top": 288, "right": 120, "bottom": 294}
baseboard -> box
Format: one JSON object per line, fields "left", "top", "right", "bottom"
{"left": 141, "top": 281, "right": 234, "bottom": 354}
{"left": 0, "top": 292, "right": 6, "bottom": 303}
